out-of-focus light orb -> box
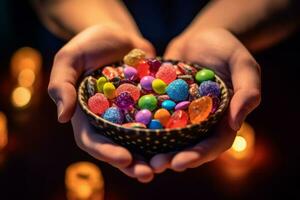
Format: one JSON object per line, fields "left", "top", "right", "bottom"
{"left": 11, "top": 87, "right": 32, "bottom": 108}
{"left": 10, "top": 47, "right": 42, "bottom": 78}
{"left": 65, "top": 162, "right": 104, "bottom": 200}
{"left": 0, "top": 112, "right": 8, "bottom": 150}
{"left": 232, "top": 136, "right": 247, "bottom": 152}
{"left": 18, "top": 69, "right": 36, "bottom": 87}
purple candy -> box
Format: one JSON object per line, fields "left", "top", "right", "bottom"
{"left": 124, "top": 66, "right": 138, "bottom": 80}
{"left": 208, "top": 94, "right": 220, "bottom": 113}
{"left": 115, "top": 92, "right": 135, "bottom": 109}
{"left": 148, "top": 59, "right": 161, "bottom": 74}
{"left": 175, "top": 101, "right": 191, "bottom": 110}
{"left": 135, "top": 109, "right": 152, "bottom": 125}
{"left": 140, "top": 76, "right": 155, "bottom": 91}
{"left": 199, "top": 80, "right": 221, "bottom": 97}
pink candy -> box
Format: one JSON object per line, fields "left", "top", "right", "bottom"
{"left": 155, "top": 63, "right": 177, "bottom": 84}
{"left": 88, "top": 93, "right": 109, "bottom": 115}
{"left": 116, "top": 83, "right": 140, "bottom": 102}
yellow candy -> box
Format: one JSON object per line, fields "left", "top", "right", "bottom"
{"left": 154, "top": 108, "right": 171, "bottom": 127}
{"left": 96, "top": 76, "right": 107, "bottom": 92}
{"left": 152, "top": 79, "right": 167, "bottom": 94}
{"left": 103, "top": 82, "right": 116, "bottom": 99}
{"left": 123, "top": 49, "right": 146, "bottom": 67}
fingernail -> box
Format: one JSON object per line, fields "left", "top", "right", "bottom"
{"left": 57, "top": 101, "right": 63, "bottom": 121}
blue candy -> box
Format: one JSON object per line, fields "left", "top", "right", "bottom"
{"left": 161, "top": 100, "right": 176, "bottom": 110}
{"left": 102, "top": 107, "right": 124, "bottom": 124}
{"left": 166, "top": 79, "right": 189, "bottom": 102}
{"left": 199, "top": 80, "right": 221, "bottom": 97}
{"left": 148, "top": 119, "right": 163, "bottom": 129}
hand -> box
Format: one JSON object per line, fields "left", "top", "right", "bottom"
{"left": 48, "top": 24, "right": 156, "bottom": 182}
{"left": 150, "top": 28, "right": 261, "bottom": 173}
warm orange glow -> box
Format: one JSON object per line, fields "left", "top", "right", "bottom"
{"left": 65, "top": 162, "right": 104, "bottom": 200}
{"left": 18, "top": 68, "right": 36, "bottom": 87}
{"left": 232, "top": 136, "right": 247, "bottom": 152}
{"left": 11, "top": 87, "right": 32, "bottom": 108}
{"left": 0, "top": 112, "right": 8, "bottom": 150}
{"left": 10, "top": 47, "right": 42, "bottom": 78}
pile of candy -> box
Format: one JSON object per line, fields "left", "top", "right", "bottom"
{"left": 86, "top": 49, "right": 221, "bottom": 129}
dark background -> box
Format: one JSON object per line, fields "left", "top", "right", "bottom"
{"left": 0, "top": 0, "right": 299, "bottom": 199}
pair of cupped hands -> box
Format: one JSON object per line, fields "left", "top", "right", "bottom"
{"left": 48, "top": 24, "right": 261, "bottom": 183}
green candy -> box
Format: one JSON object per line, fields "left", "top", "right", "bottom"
{"left": 152, "top": 79, "right": 167, "bottom": 94}
{"left": 195, "top": 69, "right": 215, "bottom": 83}
{"left": 138, "top": 94, "right": 157, "bottom": 111}
{"left": 96, "top": 76, "right": 107, "bottom": 92}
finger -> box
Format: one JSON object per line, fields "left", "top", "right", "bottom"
{"left": 71, "top": 105, "right": 133, "bottom": 168}
{"left": 131, "top": 36, "right": 156, "bottom": 58}
{"left": 163, "top": 38, "right": 185, "bottom": 60}
{"left": 229, "top": 48, "right": 261, "bottom": 131}
{"left": 119, "top": 160, "right": 154, "bottom": 183}
{"left": 149, "top": 153, "right": 174, "bottom": 173}
{"left": 170, "top": 114, "right": 236, "bottom": 171}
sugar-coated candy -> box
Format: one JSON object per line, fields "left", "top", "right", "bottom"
{"left": 86, "top": 77, "right": 97, "bottom": 97}
{"left": 152, "top": 79, "right": 167, "bottom": 94}
{"left": 166, "top": 110, "right": 188, "bottom": 129}
{"left": 138, "top": 94, "right": 157, "bottom": 111}
{"left": 156, "top": 63, "right": 177, "bottom": 84}
{"left": 199, "top": 80, "right": 221, "bottom": 97}
{"left": 135, "top": 109, "right": 152, "bottom": 125}
{"left": 140, "top": 76, "right": 155, "bottom": 91}
{"left": 148, "top": 120, "right": 163, "bottom": 129}
{"left": 96, "top": 76, "right": 107, "bottom": 92}
{"left": 188, "top": 96, "right": 213, "bottom": 124}
{"left": 148, "top": 59, "right": 161, "bottom": 74}
{"left": 123, "top": 49, "right": 146, "bottom": 67}
{"left": 116, "top": 83, "right": 140, "bottom": 101}
{"left": 166, "top": 79, "right": 189, "bottom": 102}
{"left": 124, "top": 66, "right": 138, "bottom": 80}
{"left": 88, "top": 93, "right": 109, "bottom": 115}
{"left": 102, "top": 107, "right": 124, "bottom": 124}
{"left": 154, "top": 108, "right": 171, "bottom": 127}
{"left": 136, "top": 60, "right": 150, "bottom": 78}
{"left": 122, "top": 122, "right": 146, "bottom": 129}
{"left": 103, "top": 82, "right": 116, "bottom": 99}
{"left": 161, "top": 100, "right": 176, "bottom": 110}
{"left": 177, "top": 62, "right": 197, "bottom": 75}
{"left": 175, "top": 101, "right": 190, "bottom": 110}
{"left": 102, "top": 66, "right": 119, "bottom": 80}
{"left": 115, "top": 92, "right": 135, "bottom": 109}
{"left": 195, "top": 68, "right": 215, "bottom": 83}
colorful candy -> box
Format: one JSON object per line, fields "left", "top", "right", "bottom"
{"left": 116, "top": 83, "right": 140, "bottom": 101}
{"left": 124, "top": 66, "right": 138, "bottom": 80}
{"left": 138, "top": 94, "right": 157, "bottom": 111}
{"left": 88, "top": 93, "right": 109, "bottom": 115}
{"left": 199, "top": 80, "right": 221, "bottom": 97}
{"left": 175, "top": 101, "right": 190, "bottom": 110}
{"left": 161, "top": 100, "right": 176, "bottom": 110}
{"left": 166, "top": 110, "right": 188, "bottom": 129}
{"left": 155, "top": 63, "right": 177, "bottom": 84}
{"left": 96, "top": 76, "right": 107, "bottom": 92}
{"left": 166, "top": 79, "right": 189, "bottom": 102}
{"left": 115, "top": 92, "right": 135, "bottom": 109}
{"left": 102, "top": 107, "right": 124, "bottom": 124}
{"left": 135, "top": 109, "right": 152, "bottom": 125}
{"left": 103, "top": 82, "right": 116, "bottom": 99}
{"left": 140, "top": 76, "right": 155, "bottom": 91}
{"left": 148, "top": 119, "right": 163, "bottom": 129}
{"left": 148, "top": 59, "right": 161, "bottom": 74}
{"left": 188, "top": 96, "right": 213, "bottom": 124}
{"left": 102, "top": 67, "right": 119, "bottom": 80}
{"left": 154, "top": 108, "right": 171, "bottom": 127}
{"left": 195, "top": 68, "right": 215, "bottom": 83}
{"left": 152, "top": 79, "right": 167, "bottom": 94}
{"left": 136, "top": 60, "right": 150, "bottom": 78}
{"left": 123, "top": 48, "right": 146, "bottom": 67}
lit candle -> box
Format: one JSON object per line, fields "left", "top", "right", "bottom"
{"left": 11, "top": 87, "right": 32, "bottom": 108}
{"left": 0, "top": 112, "right": 8, "bottom": 151}
{"left": 65, "top": 162, "right": 105, "bottom": 200}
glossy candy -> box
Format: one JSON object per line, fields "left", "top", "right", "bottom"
{"left": 195, "top": 68, "right": 215, "bottom": 83}
{"left": 175, "top": 101, "right": 190, "bottom": 110}
{"left": 115, "top": 92, "right": 135, "bottom": 109}
{"left": 135, "top": 109, "right": 152, "bottom": 125}
{"left": 124, "top": 66, "right": 138, "bottom": 80}
{"left": 88, "top": 93, "right": 109, "bottom": 115}
{"left": 152, "top": 79, "right": 167, "bottom": 94}
{"left": 102, "top": 107, "right": 124, "bottom": 124}
{"left": 156, "top": 63, "right": 177, "bottom": 84}
{"left": 208, "top": 94, "right": 220, "bottom": 113}
{"left": 148, "top": 120, "right": 163, "bottom": 129}
{"left": 96, "top": 76, "right": 107, "bottom": 92}
{"left": 116, "top": 83, "right": 140, "bottom": 101}
{"left": 148, "top": 59, "right": 161, "bottom": 74}
{"left": 136, "top": 60, "right": 150, "bottom": 78}
{"left": 199, "top": 80, "right": 221, "bottom": 97}
{"left": 122, "top": 122, "right": 146, "bottom": 128}
{"left": 166, "top": 110, "right": 188, "bottom": 129}
{"left": 103, "top": 82, "right": 116, "bottom": 99}
{"left": 161, "top": 100, "right": 176, "bottom": 110}
{"left": 140, "top": 76, "right": 155, "bottom": 91}
{"left": 189, "top": 83, "right": 200, "bottom": 100}
{"left": 102, "top": 66, "right": 119, "bottom": 80}
{"left": 177, "top": 62, "right": 197, "bottom": 75}
{"left": 188, "top": 96, "right": 213, "bottom": 124}
{"left": 166, "top": 79, "right": 189, "bottom": 102}
{"left": 138, "top": 94, "right": 157, "bottom": 111}
{"left": 157, "top": 95, "right": 170, "bottom": 105}
{"left": 123, "top": 49, "right": 146, "bottom": 67}
{"left": 178, "top": 75, "right": 194, "bottom": 84}
{"left": 154, "top": 108, "right": 171, "bottom": 127}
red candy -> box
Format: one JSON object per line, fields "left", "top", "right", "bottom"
{"left": 136, "top": 60, "right": 150, "bottom": 79}
{"left": 166, "top": 110, "right": 188, "bottom": 129}
{"left": 88, "top": 93, "right": 109, "bottom": 115}
{"left": 156, "top": 63, "right": 177, "bottom": 84}
{"left": 116, "top": 83, "right": 140, "bottom": 102}
{"left": 102, "top": 66, "right": 119, "bottom": 80}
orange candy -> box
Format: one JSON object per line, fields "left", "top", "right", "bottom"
{"left": 188, "top": 96, "right": 213, "bottom": 124}
{"left": 154, "top": 108, "right": 171, "bottom": 127}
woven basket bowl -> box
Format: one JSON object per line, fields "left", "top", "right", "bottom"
{"left": 78, "top": 60, "right": 230, "bottom": 158}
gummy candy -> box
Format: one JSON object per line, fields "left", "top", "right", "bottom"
{"left": 123, "top": 49, "right": 146, "bottom": 67}
{"left": 88, "top": 93, "right": 109, "bottom": 115}
{"left": 156, "top": 63, "right": 177, "bottom": 84}
{"left": 166, "top": 110, "right": 188, "bottom": 129}
{"left": 116, "top": 83, "right": 140, "bottom": 101}
{"left": 188, "top": 96, "right": 213, "bottom": 124}
{"left": 115, "top": 92, "right": 135, "bottom": 109}
{"left": 102, "top": 66, "right": 119, "bottom": 80}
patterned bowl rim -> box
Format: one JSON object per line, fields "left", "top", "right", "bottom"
{"left": 78, "top": 60, "right": 230, "bottom": 133}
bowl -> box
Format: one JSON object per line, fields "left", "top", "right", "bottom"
{"left": 78, "top": 60, "right": 230, "bottom": 158}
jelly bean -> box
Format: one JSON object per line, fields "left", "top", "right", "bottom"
{"left": 102, "top": 66, "right": 119, "bottom": 80}
{"left": 135, "top": 109, "right": 152, "bottom": 125}
{"left": 86, "top": 77, "right": 97, "bottom": 97}
{"left": 116, "top": 83, "right": 140, "bottom": 101}
{"left": 177, "top": 62, "right": 197, "bottom": 75}
{"left": 96, "top": 76, "right": 107, "bottom": 92}
{"left": 166, "top": 110, "right": 188, "bottom": 129}
{"left": 199, "top": 80, "right": 221, "bottom": 97}
{"left": 138, "top": 94, "right": 157, "bottom": 111}
{"left": 148, "top": 59, "right": 161, "bottom": 74}
{"left": 115, "top": 92, "right": 135, "bottom": 109}
{"left": 102, "top": 107, "right": 124, "bottom": 124}
{"left": 195, "top": 68, "right": 215, "bottom": 83}
{"left": 124, "top": 66, "right": 138, "bottom": 80}
{"left": 152, "top": 79, "right": 167, "bottom": 94}
{"left": 103, "top": 82, "right": 116, "bottom": 99}
{"left": 136, "top": 60, "right": 150, "bottom": 78}
{"left": 175, "top": 101, "right": 190, "bottom": 110}
{"left": 188, "top": 96, "right": 213, "bottom": 124}
{"left": 161, "top": 100, "right": 176, "bottom": 110}
{"left": 148, "top": 119, "right": 163, "bottom": 129}
{"left": 122, "top": 122, "right": 147, "bottom": 129}
{"left": 88, "top": 93, "right": 109, "bottom": 115}
{"left": 156, "top": 63, "right": 177, "bottom": 84}
{"left": 140, "top": 76, "right": 155, "bottom": 91}
{"left": 123, "top": 49, "right": 146, "bottom": 67}
{"left": 154, "top": 108, "right": 171, "bottom": 127}
{"left": 166, "top": 79, "right": 189, "bottom": 102}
